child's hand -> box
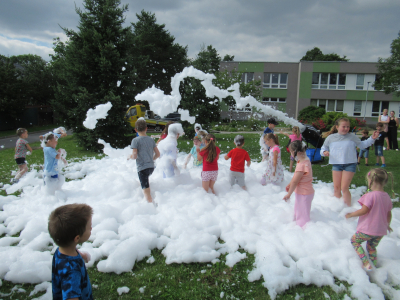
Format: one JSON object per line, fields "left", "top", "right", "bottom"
{"left": 388, "top": 225, "right": 393, "bottom": 233}
{"left": 283, "top": 194, "right": 290, "bottom": 202}
{"left": 285, "top": 184, "right": 290, "bottom": 192}
{"left": 272, "top": 171, "right": 275, "bottom": 177}
{"left": 372, "top": 131, "right": 380, "bottom": 139}
{"left": 323, "top": 151, "right": 329, "bottom": 157}
{"left": 345, "top": 213, "right": 353, "bottom": 219}
{"left": 26, "top": 151, "right": 31, "bottom": 156}
{"left": 78, "top": 250, "right": 91, "bottom": 263}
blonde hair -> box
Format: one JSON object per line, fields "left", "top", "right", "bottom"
{"left": 292, "top": 126, "right": 300, "bottom": 139}
{"left": 367, "top": 168, "right": 394, "bottom": 197}
{"left": 202, "top": 133, "right": 217, "bottom": 162}
{"left": 322, "top": 124, "right": 338, "bottom": 138}
{"left": 264, "top": 133, "right": 279, "bottom": 146}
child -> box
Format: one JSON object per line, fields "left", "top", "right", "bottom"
{"left": 224, "top": 135, "right": 251, "bottom": 190}
{"left": 48, "top": 203, "right": 93, "bottom": 299}
{"left": 283, "top": 126, "right": 302, "bottom": 172}
{"left": 197, "top": 133, "right": 220, "bottom": 194}
{"left": 261, "top": 133, "right": 284, "bottom": 185}
{"left": 12, "top": 128, "right": 32, "bottom": 183}
{"left": 374, "top": 122, "right": 389, "bottom": 167}
{"left": 158, "top": 123, "right": 184, "bottom": 178}
{"left": 197, "top": 130, "right": 208, "bottom": 148}
{"left": 260, "top": 118, "right": 279, "bottom": 162}
{"left": 357, "top": 129, "right": 371, "bottom": 166}
{"left": 321, "top": 118, "right": 379, "bottom": 206}
{"left": 156, "top": 121, "right": 173, "bottom": 145}
{"left": 283, "top": 141, "right": 314, "bottom": 227}
{"left": 194, "top": 123, "right": 203, "bottom": 136}
{"left": 39, "top": 127, "right": 67, "bottom": 141}
{"left": 183, "top": 136, "right": 203, "bottom": 169}
{"left": 43, "top": 133, "right": 66, "bottom": 194}
{"left": 130, "top": 119, "right": 160, "bottom": 204}
{"left": 345, "top": 169, "right": 393, "bottom": 271}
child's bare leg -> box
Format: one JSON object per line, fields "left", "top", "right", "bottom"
{"left": 209, "top": 180, "right": 216, "bottom": 194}
{"left": 143, "top": 188, "right": 153, "bottom": 203}
{"left": 341, "top": 171, "right": 355, "bottom": 206}
{"left": 376, "top": 156, "right": 379, "bottom": 164}
{"left": 365, "top": 158, "right": 368, "bottom": 164}
{"left": 332, "top": 171, "right": 343, "bottom": 199}
{"left": 357, "top": 156, "right": 361, "bottom": 163}
{"left": 202, "top": 181, "right": 210, "bottom": 193}
{"left": 241, "top": 186, "right": 247, "bottom": 191}
{"left": 15, "top": 164, "right": 28, "bottom": 180}
{"left": 380, "top": 156, "right": 385, "bottom": 164}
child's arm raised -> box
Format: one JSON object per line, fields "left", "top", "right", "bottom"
{"left": 283, "top": 171, "right": 304, "bottom": 201}
{"left": 345, "top": 205, "right": 370, "bottom": 219}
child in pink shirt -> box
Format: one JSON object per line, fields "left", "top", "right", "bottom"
{"left": 283, "top": 141, "right": 314, "bottom": 227}
{"left": 345, "top": 168, "right": 393, "bottom": 271}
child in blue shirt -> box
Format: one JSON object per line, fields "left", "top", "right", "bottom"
{"left": 183, "top": 136, "right": 204, "bottom": 168}
{"left": 48, "top": 203, "right": 93, "bottom": 300}
{"left": 260, "top": 118, "right": 279, "bottom": 161}
{"left": 43, "top": 133, "right": 66, "bottom": 194}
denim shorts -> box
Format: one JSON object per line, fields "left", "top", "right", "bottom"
{"left": 359, "top": 149, "right": 369, "bottom": 158}
{"left": 138, "top": 168, "right": 154, "bottom": 189}
{"left": 332, "top": 163, "right": 357, "bottom": 173}
{"left": 375, "top": 145, "right": 383, "bottom": 157}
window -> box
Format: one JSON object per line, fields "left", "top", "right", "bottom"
{"left": 371, "top": 101, "right": 389, "bottom": 117}
{"left": 356, "top": 74, "right": 365, "bottom": 90}
{"left": 263, "top": 73, "right": 288, "bottom": 88}
{"left": 353, "top": 100, "right": 362, "bottom": 116}
{"left": 312, "top": 73, "right": 346, "bottom": 89}
{"left": 229, "top": 104, "right": 252, "bottom": 112}
{"left": 242, "top": 73, "right": 254, "bottom": 83}
{"left": 311, "top": 99, "right": 344, "bottom": 112}
{"left": 262, "top": 97, "right": 286, "bottom": 103}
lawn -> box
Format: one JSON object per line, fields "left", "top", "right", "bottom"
{"left": 0, "top": 133, "right": 398, "bottom": 299}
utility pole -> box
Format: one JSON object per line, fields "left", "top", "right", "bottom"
{"left": 363, "top": 82, "right": 371, "bottom": 121}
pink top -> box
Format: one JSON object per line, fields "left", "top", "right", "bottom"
{"left": 289, "top": 133, "right": 302, "bottom": 142}
{"left": 356, "top": 191, "right": 392, "bottom": 236}
{"left": 294, "top": 159, "right": 314, "bottom": 195}
{"left": 271, "top": 145, "right": 280, "bottom": 153}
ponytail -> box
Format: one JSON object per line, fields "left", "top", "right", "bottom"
{"left": 203, "top": 134, "right": 217, "bottom": 162}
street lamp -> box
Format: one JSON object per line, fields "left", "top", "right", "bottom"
{"left": 363, "top": 81, "right": 371, "bottom": 121}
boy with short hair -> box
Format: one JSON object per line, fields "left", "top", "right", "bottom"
{"left": 224, "top": 135, "right": 251, "bottom": 190}
{"left": 48, "top": 204, "right": 93, "bottom": 300}
{"left": 130, "top": 119, "right": 160, "bottom": 203}
{"left": 375, "top": 122, "right": 389, "bottom": 167}
{"left": 261, "top": 118, "right": 279, "bottom": 162}
{"left": 357, "top": 129, "right": 371, "bottom": 166}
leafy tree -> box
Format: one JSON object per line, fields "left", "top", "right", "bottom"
{"left": 375, "top": 31, "right": 400, "bottom": 96}
{"left": 222, "top": 54, "right": 234, "bottom": 62}
{"left": 131, "top": 11, "right": 188, "bottom": 96}
{"left": 298, "top": 106, "right": 326, "bottom": 123}
{"left": 0, "top": 55, "right": 23, "bottom": 118}
{"left": 300, "top": 47, "right": 348, "bottom": 62}
{"left": 51, "top": 0, "right": 139, "bottom": 150}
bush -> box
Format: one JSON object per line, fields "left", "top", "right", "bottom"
{"left": 320, "top": 112, "right": 359, "bottom": 132}
{"left": 298, "top": 106, "right": 326, "bottom": 123}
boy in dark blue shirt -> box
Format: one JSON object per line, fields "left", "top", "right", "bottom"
{"left": 261, "top": 118, "right": 279, "bottom": 161}
{"left": 48, "top": 204, "right": 93, "bottom": 300}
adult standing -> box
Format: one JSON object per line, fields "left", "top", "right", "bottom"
{"left": 388, "top": 110, "right": 399, "bottom": 151}
{"left": 378, "top": 109, "right": 389, "bottom": 149}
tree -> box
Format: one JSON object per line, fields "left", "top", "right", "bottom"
{"left": 0, "top": 55, "right": 23, "bottom": 118}
{"left": 131, "top": 11, "right": 188, "bottom": 96}
{"left": 51, "top": 0, "right": 139, "bottom": 150}
{"left": 375, "top": 31, "right": 400, "bottom": 96}
{"left": 222, "top": 54, "right": 234, "bottom": 62}
{"left": 300, "top": 47, "right": 348, "bottom": 62}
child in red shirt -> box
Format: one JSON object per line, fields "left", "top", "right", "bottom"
{"left": 197, "top": 133, "right": 220, "bottom": 194}
{"left": 224, "top": 135, "right": 251, "bottom": 190}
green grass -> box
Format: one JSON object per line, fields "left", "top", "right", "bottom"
{"left": 0, "top": 124, "right": 62, "bottom": 138}
{"left": 0, "top": 132, "right": 398, "bottom": 299}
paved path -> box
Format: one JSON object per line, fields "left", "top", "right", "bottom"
{"left": 0, "top": 130, "right": 73, "bottom": 150}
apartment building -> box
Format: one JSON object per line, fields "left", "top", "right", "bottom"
{"left": 219, "top": 61, "right": 400, "bottom": 124}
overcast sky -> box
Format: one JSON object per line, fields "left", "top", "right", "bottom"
{"left": 0, "top": 0, "right": 399, "bottom": 63}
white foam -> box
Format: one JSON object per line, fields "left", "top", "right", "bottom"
{"left": 83, "top": 102, "right": 112, "bottom": 129}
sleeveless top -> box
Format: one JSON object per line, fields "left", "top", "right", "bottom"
{"left": 388, "top": 118, "right": 397, "bottom": 128}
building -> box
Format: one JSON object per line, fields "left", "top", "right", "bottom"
{"left": 219, "top": 61, "right": 400, "bottom": 124}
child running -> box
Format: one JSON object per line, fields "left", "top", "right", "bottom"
{"left": 48, "top": 203, "right": 93, "bottom": 299}
{"left": 345, "top": 169, "right": 393, "bottom": 271}
{"left": 197, "top": 133, "right": 220, "bottom": 194}
{"left": 357, "top": 129, "right": 371, "bottom": 166}
{"left": 283, "top": 126, "right": 302, "bottom": 172}
{"left": 261, "top": 133, "right": 284, "bottom": 185}
{"left": 12, "top": 128, "right": 32, "bottom": 183}
{"left": 374, "top": 122, "right": 389, "bottom": 167}
{"left": 283, "top": 141, "right": 314, "bottom": 227}
{"left": 224, "top": 135, "right": 251, "bottom": 190}
{"left": 183, "top": 136, "right": 203, "bottom": 169}
{"left": 321, "top": 118, "right": 379, "bottom": 206}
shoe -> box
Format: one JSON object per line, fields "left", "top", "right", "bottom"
{"left": 10, "top": 178, "right": 19, "bottom": 184}
{"left": 381, "top": 164, "right": 386, "bottom": 168}
{"left": 365, "top": 164, "right": 369, "bottom": 166}
{"left": 357, "top": 162, "right": 360, "bottom": 165}
{"left": 375, "top": 163, "right": 379, "bottom": 166}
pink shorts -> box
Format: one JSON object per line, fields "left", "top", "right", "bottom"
{"left": 201, "top": 171, "right": 218, "bottom": 182}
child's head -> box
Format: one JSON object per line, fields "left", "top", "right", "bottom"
{"left": 193, "top": 136, "right": 201, "bottom": 146}
{"left": 194, "top": 123, "right": 202, "bottom": 133}
{"left": 267, "top": 118, "right": 278, "bottom": 129}
{"left": 292, "top": 126, "right": 300, "bottom": 138}
{"left": 234, "top": 135, "right": 245, "bottom": 147}
{"left": 264, "top": 133, "right": 279, "bottom": 146}
{"left": 168, "top": 123, "right": 184, "bottom": 138}
{"left": 48, "top": 204, "right": 93, "bottom": 247}
{"left": 44, "top": 133, "right": 58, "bottom": 148}
{"left": 16, "top": 128, "right": 27, "bottom": 137}
{"left": 336, "top": 118, "right": 350, "bottom": 135}
{"left": 135, "top": 119, "right": 147, "bottom": 132}
{"left": 362, "top": 129, "right": 369, "bottom": 137}
{"left": 376, "top": 122, "right": 384, "bottom": 131}
{"left": 54, "top": 127, "right": 66, "bottom": 134}
{"left": 203, "top": 133, "right": 217, "bottom": 162}
{"left": 289, "top": 140, "right": 306, "bottom": 159}
{"left": 197, "top": 130, "right": 207, "bottom": 142}
{"left": 366, "top": 168, "right": 394, "bottom": 196}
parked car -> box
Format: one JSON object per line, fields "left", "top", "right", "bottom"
{"left": 163, "top": 112, "right": 181, "bottom": 121}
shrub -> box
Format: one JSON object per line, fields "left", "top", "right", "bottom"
{"left": 298, "top": 106, "right": 326, "bottom": 123}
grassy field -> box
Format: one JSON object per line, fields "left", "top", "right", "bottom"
{"left": 0, "top": 133, "right": 398, "bottom": 299}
